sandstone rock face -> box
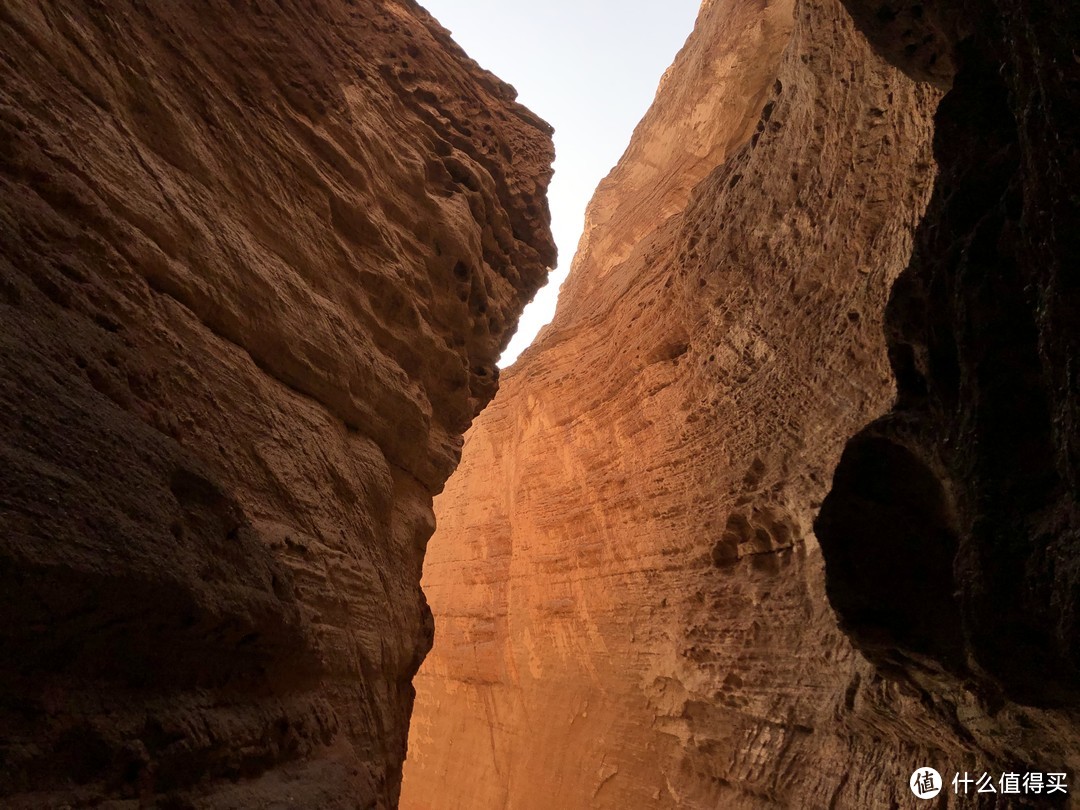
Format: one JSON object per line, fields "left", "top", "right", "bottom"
{"left": 818, "top": 0, "right": 1080, "bottom": 780}
{"left": 0, "top": 2, "right": 554, "bottom": 806}
{"left": 399, "top": 0, "right": 1011, "bottom": 804}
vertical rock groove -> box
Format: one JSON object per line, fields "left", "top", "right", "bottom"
{"left": 0, "top": 1, "right": 554, "bottom": 806}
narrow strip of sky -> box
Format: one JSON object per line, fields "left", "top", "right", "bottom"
{"left": 419, "top": 0, "right": 701, "bottom": 366}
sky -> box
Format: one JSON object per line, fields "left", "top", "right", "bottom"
{"left": 419, "top": 0, "right": 702, "bottom": 366}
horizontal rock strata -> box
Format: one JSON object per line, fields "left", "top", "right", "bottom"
{"left": 400, "top": 0, "right": 1000, "bottom": 804}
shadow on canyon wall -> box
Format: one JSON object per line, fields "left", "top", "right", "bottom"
{"left": 0, "top": 0, "right": 1077, "bottom": 807}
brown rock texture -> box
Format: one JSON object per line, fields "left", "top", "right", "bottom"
{"left": 817, "top": 0, "right": 1080, "bottom": 784}
{"left": 403, "top": 0, "right": 945, "bottom": 805}
{"left": 0, "top": 1, "right": 554, "bottom": 806}
{"left": 404, "top": 0, "right": 1078, "bottom": 807}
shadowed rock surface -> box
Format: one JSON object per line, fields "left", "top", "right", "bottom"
{"left": 0, "top": 1, "right": 554, "bottom": 806}
{"left": 817, "top": 0, "right": 1080, "bottom": 779}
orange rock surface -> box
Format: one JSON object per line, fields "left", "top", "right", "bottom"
{"left": 0, "top": 2, "right": 553, "bottom": 806}
{"left": 400, "top": 0, "right": 981, "bottom": 805}
{"left": 407, "top": 0, "right": 1080, "bottom": 801}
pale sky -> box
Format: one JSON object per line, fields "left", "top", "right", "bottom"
{"left": 420, "top": 0, "right": 701, "bottom": 366}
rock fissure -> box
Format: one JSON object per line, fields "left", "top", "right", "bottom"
{"left": 2, "top": 0, "right": 1077, "bottom": 806}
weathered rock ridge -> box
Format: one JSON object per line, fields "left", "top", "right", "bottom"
{"left": 0, "top": 1, "right": 554, "bottom": 806}
{"left": 404, "top": 0, "right": 1077, "bottom": 807}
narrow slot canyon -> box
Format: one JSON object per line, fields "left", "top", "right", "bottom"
{"left": 0, "top": 1, "right": 1077, "bottom": 810}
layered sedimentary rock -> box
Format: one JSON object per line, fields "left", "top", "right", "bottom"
{"left": 817, "top": 0, "right": 1080, "bottom": 778}
{"left": 0, "top": 2, "right": 554, "bottom": 806}
{"left": 404, "top": 0, "right": 1077, "bottom": 807}
{"left": 404, "top": 0, "right": 930, "bottom": 805}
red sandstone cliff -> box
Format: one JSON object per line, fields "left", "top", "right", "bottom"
{"left": 0, "top": 1, "right": 554, "bottom": 806}
{"left": 403, "top": 0, "right": 1077, "bottom": 806}
{"left": 5, "top": 0, "right": 1076, "bottom": 805}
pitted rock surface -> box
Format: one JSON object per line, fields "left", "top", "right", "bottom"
{"left": 0, "top": 2, "right": 554, "bottom": 806}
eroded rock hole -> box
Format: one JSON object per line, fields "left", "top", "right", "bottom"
{"left": 816, "top": 435, "right": 964, "bottom": 669}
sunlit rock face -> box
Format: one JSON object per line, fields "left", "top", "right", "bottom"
{"left": 0, "top": 1, "right": 554, "bottom": 806}
{"left": 397, "top": 0, "right": 1027, "bottom": 803}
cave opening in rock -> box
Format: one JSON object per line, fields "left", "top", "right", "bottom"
{"left": 815, "top": 433, "right": 965, "bottom": 671}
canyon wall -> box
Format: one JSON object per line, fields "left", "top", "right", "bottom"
{"left": 817, "top": 0, "right": 1080, "bottom": 781}
{"left": 0, "top": 1, "right": 554, "bottom": 806}
{"left": 404, "top": 0, "right": 1076, "bottom": 807}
